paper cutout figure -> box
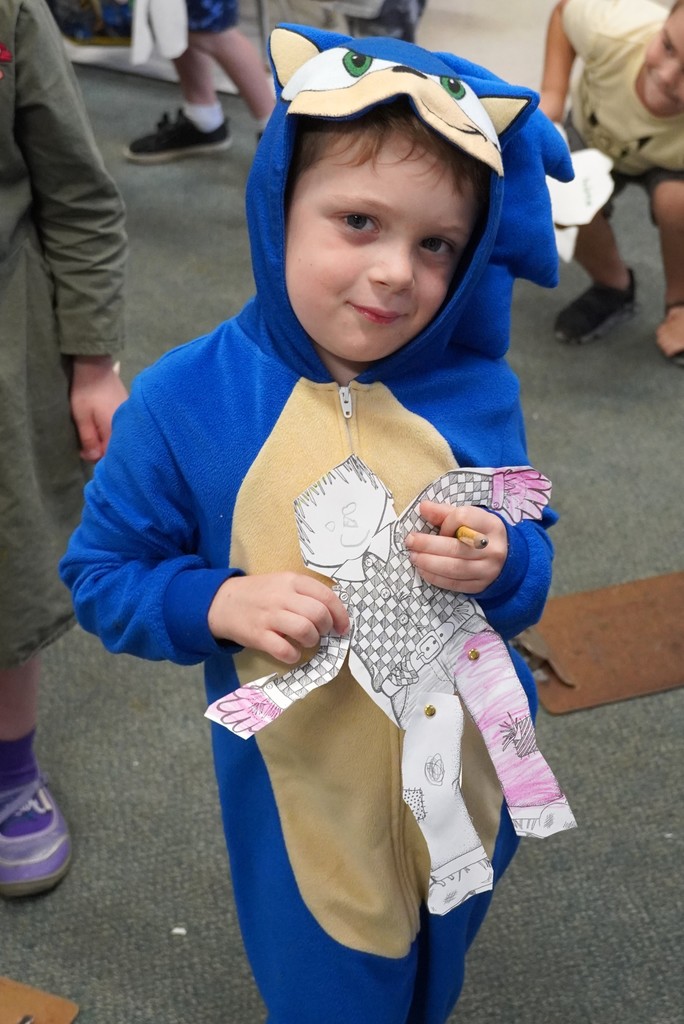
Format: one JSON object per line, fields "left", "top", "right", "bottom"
{"left": 206, "top": 457, "right": 577, "bottom": 914}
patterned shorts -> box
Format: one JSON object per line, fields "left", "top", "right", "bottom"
{"left": 186, "top": 0, "right": 238, "bottom": 32}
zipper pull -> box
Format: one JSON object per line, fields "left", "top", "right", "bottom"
{"left": 339, "top": 385, "right": 353, "bottom": 419}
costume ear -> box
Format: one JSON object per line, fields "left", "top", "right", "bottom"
{"left": 270, "top": 27, "right": 320, "bottom": 89}
{"left": 479, "top": 95, "right": 530, "bottom": 137}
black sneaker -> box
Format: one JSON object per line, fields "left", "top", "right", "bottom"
{"left": 554, "top": 270, "right": 636, "bottom": 344}
{"left": 123, "top": 109, "right": 231, "bottom": 164}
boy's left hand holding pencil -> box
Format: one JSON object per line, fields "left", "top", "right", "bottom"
{"left": 404, "top": 502, "right": 508, "bottom": 594}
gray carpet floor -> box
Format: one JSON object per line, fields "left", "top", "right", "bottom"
{"left": 2, "top": 49, "right": 683, "bottom": 1024}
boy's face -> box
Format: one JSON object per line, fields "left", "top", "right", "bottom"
{"left": 639, "top": 7, "right": 684, "bottom": 117}
{"left": 285, "top": 132, "right": 479, "bottom": 386}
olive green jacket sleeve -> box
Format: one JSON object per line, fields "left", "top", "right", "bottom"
{"left": 1, "top": 0, "right": 127, "bottom": 356}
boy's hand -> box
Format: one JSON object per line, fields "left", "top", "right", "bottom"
{"left": 404, "top": 502, "right": 507, "bottom": 594}
{"left": 208, "top": 573, "right": 350, "bottom": 664}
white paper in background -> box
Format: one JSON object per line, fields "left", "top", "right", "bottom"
{"left": 555, "top": 223, "right": 579, "bottom": 263}
{"left": 206, "top": 457, "right": 577, "bottom": 913}
{"left": 131, "top": 0, "right": 188, "bottom": 64}
{"left": 547, "top": 124, "right": 615, "bottom": 261}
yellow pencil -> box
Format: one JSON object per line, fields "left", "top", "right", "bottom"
{"left": 455, "top": 525, "right": 488, "bottom": 549}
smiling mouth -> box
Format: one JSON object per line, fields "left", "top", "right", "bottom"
{"left": 351, "top": 304, "right": 404, "bottom": 325}
{"left": 341, "top": 529, "right": 370, "bottom": 549}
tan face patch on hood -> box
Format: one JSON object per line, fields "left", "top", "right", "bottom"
{"left": 271, "top": 26, "right": 530, "bottom": 176}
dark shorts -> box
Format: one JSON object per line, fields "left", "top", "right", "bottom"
{"left": 565, "top": 115, "right": 684, "bottom": 223}
{"left": 186, "top": 0, "right": 238, "bottom": 33}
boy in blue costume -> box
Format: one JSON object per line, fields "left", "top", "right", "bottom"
{"left": 61, "top": 25, "right": 572, "bottom": 1023}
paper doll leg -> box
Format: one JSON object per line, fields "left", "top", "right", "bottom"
{"left": 205, "top": 630, "right": 351, "bottom": 739}
{"left": 453, "top": 630, "right": 577, "bottom": 838}
{"left": 402, "top": 692, "right": 493, "bottom": 915}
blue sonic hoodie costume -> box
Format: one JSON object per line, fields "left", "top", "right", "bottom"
{"left": 61, "top": 25, "right": 572, "bottom": 1024}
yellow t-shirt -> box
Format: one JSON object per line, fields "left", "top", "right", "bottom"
{"left": 564, "top": 0, "right": 684, "bottom": 174}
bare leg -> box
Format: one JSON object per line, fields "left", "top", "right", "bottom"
{"left": 172, "top": 46, "right": 218, "bottom": 106}
{"left": 653, "top": 179, "right": 684, "bottom": 306}
{"left": 0, "top": 658, "right": 39, "bottom": 742}
{"left": 653, "top": 179, "right": 684, "bottom": 359}
{"left": 574, "top": 210, "right": 631, "bottom": 290}
{"left": 189, "top": 28, "right": 275, "bottom": 121}
{"left": 555, "top": 208, "right": 635, "bottom": 343}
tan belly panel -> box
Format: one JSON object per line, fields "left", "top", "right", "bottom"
{"left": 231, "top": 379, "right": 503, "bottom": 957}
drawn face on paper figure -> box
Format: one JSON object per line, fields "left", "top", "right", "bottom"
{"left": 295, "top": 462, "right": 392, "bottom": 570}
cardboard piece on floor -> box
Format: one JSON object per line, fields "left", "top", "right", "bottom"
{"left": 515, "top": 573, "right": 684, "bottom": 714}
{"left": 0, "top": 977, "right": 79, "bottom": 1024}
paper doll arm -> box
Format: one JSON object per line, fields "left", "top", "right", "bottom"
{"left": 206, "top": 628, "right": 352, "bottom": 738}
{"left": 395, "top": 466, "right": 551, "bottom": 540}
{"left": 394, "top": 466, "right": 553, "bottom": 639}
{"left": 488, "top": 467, "right": 552, "bottom": 524}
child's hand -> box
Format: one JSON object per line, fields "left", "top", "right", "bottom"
{"left": 404, "top": 502, "right": 507, "bottom": 594}
{"left": 208, "top": 573, "right": 350, "bottom": 664}
{"left": 70, "top": 355, "right": 128, "bottom": 462}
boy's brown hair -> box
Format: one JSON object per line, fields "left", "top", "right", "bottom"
{"left": 287, "top": 98, "right": 491, "bottom": 212}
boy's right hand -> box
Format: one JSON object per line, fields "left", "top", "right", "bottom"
{"left": 208, "top": 573, "right": 350, "bottom": 665}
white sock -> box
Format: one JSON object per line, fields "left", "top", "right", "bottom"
{"left": 183, "top": 102, "right": 225, "bottom": 133}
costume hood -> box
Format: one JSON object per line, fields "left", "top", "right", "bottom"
{"left": 243, "top": 25, "right": 572, "bottom": 378}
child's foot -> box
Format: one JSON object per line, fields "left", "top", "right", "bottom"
{"left": 554, "top": 270, "right": 636, "bottom": 344}
{"left": 123, "top": 109, "right": 232, "bottom": 164}
{"left": 656, "top": 303, "right": 684, "bottom": 366}
{"left": 509, "top": 798, "right": 577, "bottom": 839}
{"left": 0, "top": 774, "right": 71, "bottom": 897}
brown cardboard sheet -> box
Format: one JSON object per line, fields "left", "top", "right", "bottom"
{"left": 515, "top": 573, "right": 684, "bottom": 714}
{"left": 0, "top": 977, "right": 79, "bottom": 1024}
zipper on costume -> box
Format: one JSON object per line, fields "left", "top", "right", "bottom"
{"left": 338, "top": 385, "right": 355, "bottom": 452}
{"left": 339, "top": 385, "right": 353, "bottom": 419}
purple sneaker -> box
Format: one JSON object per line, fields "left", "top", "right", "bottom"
{"left": 0, "top": 774, "right": 71, "bottom": 897}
